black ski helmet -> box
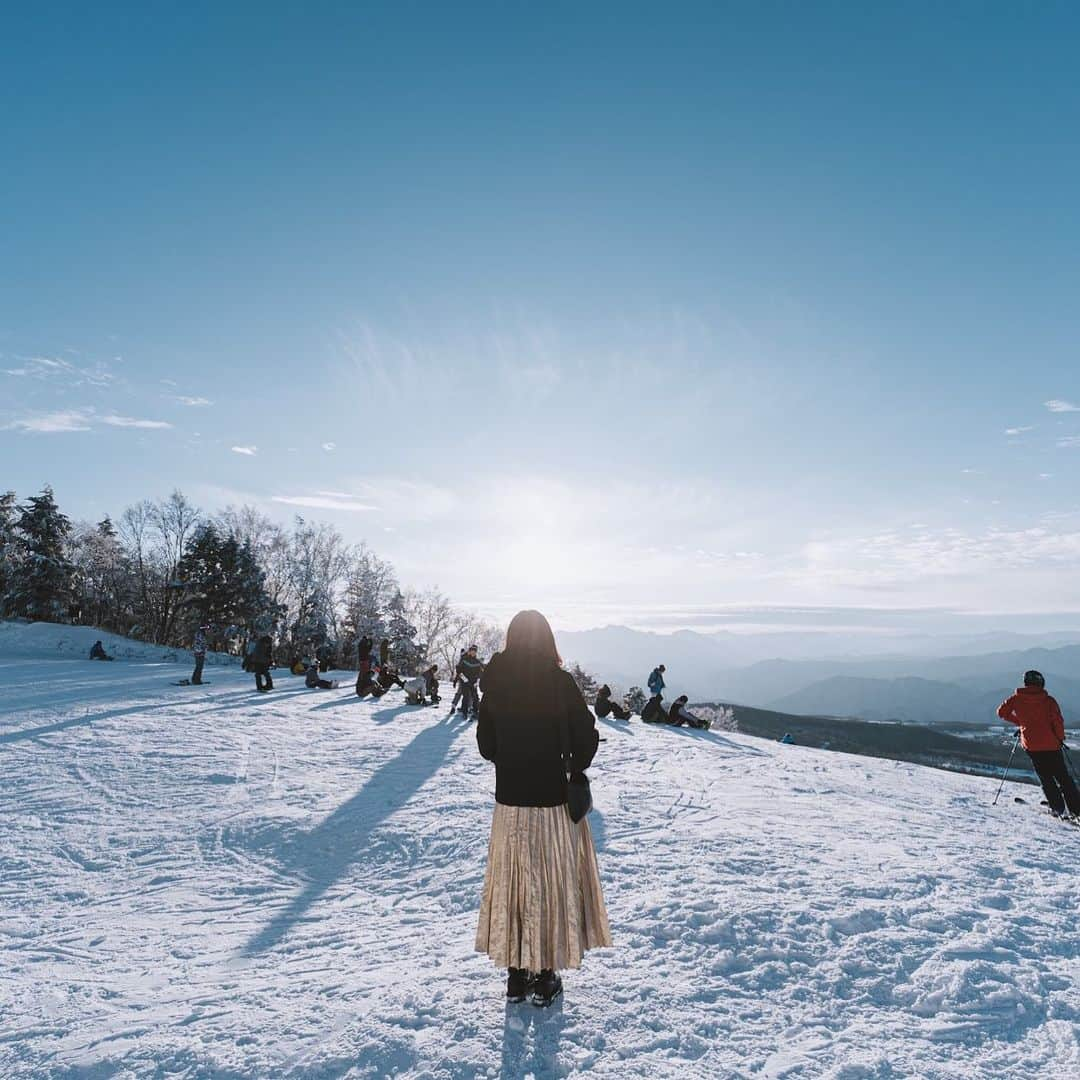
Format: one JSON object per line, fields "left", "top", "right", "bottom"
{"left": 1023, "top": 669, "right": 1045, "bottom": 688}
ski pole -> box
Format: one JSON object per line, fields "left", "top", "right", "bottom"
{"left": 993, "top": 733, "right": 1021, "bottom": 806}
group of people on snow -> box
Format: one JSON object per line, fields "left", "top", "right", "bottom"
{"left": 88, "top": 604, "right": 1080, "bottom": 1019}
{"left": 593, "top": 663, "right": 710, "bottom": 729}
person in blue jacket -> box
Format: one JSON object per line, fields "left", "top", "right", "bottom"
{"left": 642, "top": 664, "right": 666, "bottom": 722}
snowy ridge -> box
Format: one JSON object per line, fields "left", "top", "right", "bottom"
{"left": 0, "top": 619, "right": 239, "bottom": 668}
{"left": 0, "top": 625, "right": 1077, "bottom": 1078}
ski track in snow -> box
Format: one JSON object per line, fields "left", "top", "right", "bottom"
{"left": 1, "top": 650, "right": 1078, "bottom": 1079}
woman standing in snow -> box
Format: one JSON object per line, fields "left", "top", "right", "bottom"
{"left": 475, "top": 609, "right": 612, "bottom": 1007}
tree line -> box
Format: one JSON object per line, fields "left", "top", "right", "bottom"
{"left": 0, "top": 486, "right": 503, "bottom": 672}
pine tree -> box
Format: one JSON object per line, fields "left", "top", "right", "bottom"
{"left": 177, "top": 524, "right": 275, "bottom": 644}
{"left": 625, "top": 686, "right": 648, "bottom": 715}
{"left": 8, "top": 486, "right": 75, "bottom": 621}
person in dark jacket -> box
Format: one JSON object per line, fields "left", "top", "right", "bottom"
{"left": 594, "top": 684, "right": 631, "bottom": 721}
{"left": 449, "top": 648, "right": 467, "bottom": 712}
{"left": 191, "top": 625, "right": 208, "bottom": 685}
{"left": 998, "top": 670, "right": 1080, "bottom": 818}
{"left": 89, "top": 640, "right": 113, "bottom": 661}
{"left": 475, "top": 609, "right": 612, "bottom": 1008}
{"left": 667, "top": 695, "right": 708, "bottom": 729}
{"left": 250, "top": 635, "right": 274, "bottom": 692}
{"left": 316, "top": 642, "right": 333, "bottom": 674}
{"left": 457, "top": 645, "right": 485, "bottom": 718}
{"left": 377, "top": 665, "right": 407, "bottom": 691}
{"left": 424, "top": 664, "right": 440, "bottom": 704}
{"left": 305, "top": 662, "right": 336, "bottom": 690}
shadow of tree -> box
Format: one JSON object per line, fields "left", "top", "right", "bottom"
{"left": 240, "top": 712, "right": 472, "bottom": 955}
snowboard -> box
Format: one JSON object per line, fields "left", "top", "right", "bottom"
{"left": 174, "top": 679, "right": 211, "bottom": 686}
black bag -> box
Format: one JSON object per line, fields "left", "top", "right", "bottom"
{"left": 559, "top": 706, "right": 592, "bottom": 823}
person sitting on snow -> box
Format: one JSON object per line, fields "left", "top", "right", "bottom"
{"left": 89, "top": 640, "right": 114, "bottom": 661}
{"left": 305, "top": 662, "right": 336, "bottom": 690}
{"left": 404, "top": 665, "right": 441, "bottom": 705}
{"left": 667, "top": 695, "right": 709, "bottom": 729}
{"left": 377, "top": 664, "right": 407, "bottom": 692}
{"left": 594, "top": 684, "right": 631, "bottom": 721}
{"left": 998, "top": 670, "right": 1080, "bottom": 819}
{"left": 403, "top": 674, "right": 429, "bottom": 705}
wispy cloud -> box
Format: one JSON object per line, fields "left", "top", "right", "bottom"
{"left": 2, "top": 409, "right": 94, "bottom": 433}
{"left": 272, "top": 492, "right": 378, "bottom": 511}
{"left": 3, "top": 408, "right": 171, "bottom": 434}
{"left": 174, "top": 396, "right": 213, "bottom": 407}
{"left": 1057, "top": 435, "right": 1080, "bottom": 448}
{"left": 1, "top": 355, "right": 115, "bottom": 387}
{"left": 1044, "top": 399, "right": 1080, "bottom": 413}
{"left": 231, "top": 445, "right": 258, "bottom": 456}
{"left": 322, "top": 442, "right": 337, "bottom": 451}
{"left": 1005, "top": 425, "right": 1034, "bottom": 436}
{"left": 102, "top": 414, "right": 173, "bottom": 429}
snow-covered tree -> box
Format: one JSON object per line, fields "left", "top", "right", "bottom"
{"left": 118, "top": 491, "right": 202, "bottom": 644}
{"left": 567, "top": 662, "right": 599, "bottom": 700}
{"left": 69, "top": 517, "right": 133, "bottom": 632}
{"left": 625, "top": 686, "right": 648, "bottom": 715}
{"left": 696, "top": 704, "right": 737, "bottom": 732}
{"left": 341, "top": 543, "right": 398, "bottom": 661}
{"left": 0, "top": 490, "right": 18, "bottom": 617}
{"left": 385, "top": 589, "right": 424, "bottom": 672}
{"left": 7, "top": 486, "right": 75, "bottom": 621}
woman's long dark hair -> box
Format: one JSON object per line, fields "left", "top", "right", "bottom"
{"left": 504, "top": 609, "right": 562, "bottom": 666}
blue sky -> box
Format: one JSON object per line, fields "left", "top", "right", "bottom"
{"left": 3, "top": 2, "right": 1080, "bottom": 632}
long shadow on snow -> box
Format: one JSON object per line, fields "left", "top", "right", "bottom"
{"left": 240, "top": 711, "right": 472, "bottom": 955}
{"left": 596, "top": 716, "right": 635, "bottom": 737}
{"left": 657, "top": 724, "right": 769, "bottom": 755}
{"left": 0, "top": 702, "right": 162, "bottom": 744}
{"left": 500, "top": 998, "right": 567, "bottom": 1079}
{"left": 371, "top": 702, "right": 424, "bottom": 725}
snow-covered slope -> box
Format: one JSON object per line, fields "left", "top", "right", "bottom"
{"left": 0, "top": 619, "right": 239, "bottom": 668}
{"left": 1, "top": 628, "right": 1077, "bottom": 1078}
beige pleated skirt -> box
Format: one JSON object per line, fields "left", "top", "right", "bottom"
{"left": 475, "top": 802, "right": 612, "bottom": 972}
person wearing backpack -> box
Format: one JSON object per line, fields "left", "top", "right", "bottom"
{"left": 997, "top": 670, "right": 1080, "bottom": 819}
{"left": 475, "top": 610, "right": 611, "bottom": 1008}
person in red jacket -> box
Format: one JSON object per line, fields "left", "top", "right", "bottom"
{"left": 997, "top": 670, "right": 1080, "bottom": 818}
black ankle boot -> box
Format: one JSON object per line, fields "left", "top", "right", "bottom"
{"left": 506, "top": 967, "right": 533, "bottom": 1003}
{"left": 531, "top": 969, "right": 563, "bottom": 1007}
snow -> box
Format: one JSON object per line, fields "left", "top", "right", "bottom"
{"left": 1, "top": 622, "right": 1078, "bottom": 1078}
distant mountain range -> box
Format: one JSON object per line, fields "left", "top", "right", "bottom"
{"left": 555, "top": 624, "right": 1080, "bottom": 726}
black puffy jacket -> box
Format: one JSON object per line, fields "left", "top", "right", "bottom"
{"left": 477, "top": 650, "right": 599, "bottom": 807}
